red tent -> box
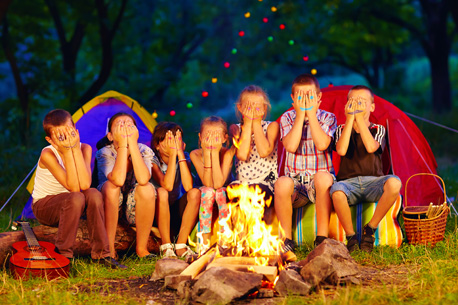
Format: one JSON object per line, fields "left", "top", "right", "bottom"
{"left": 277, "top": 85, "right": 445, "bottom": 208}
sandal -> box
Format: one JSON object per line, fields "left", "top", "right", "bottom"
{"left": 160, "top": 243, "right": 177, "bottom": 258}
{"left": 175, "top": 243, "right": 196, "bottom": 259}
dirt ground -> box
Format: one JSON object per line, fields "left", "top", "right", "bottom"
{"left": 75, "top": 264, "right": 417, "bottom": 305}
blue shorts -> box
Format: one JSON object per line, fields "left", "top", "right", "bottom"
{"left": 330, "top": 175, "right": 400, "bottom": 206}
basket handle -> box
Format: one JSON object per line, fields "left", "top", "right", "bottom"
{"left": 405, "top": 173, "right": 447, "bottom": 207}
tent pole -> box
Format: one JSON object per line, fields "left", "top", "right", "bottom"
{"left": 0, "top": 164, "right": 37, "bottom": 214}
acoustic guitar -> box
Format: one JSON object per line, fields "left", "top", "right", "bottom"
{"left": 10, "top": 222, "right": 70, "bottom": 280}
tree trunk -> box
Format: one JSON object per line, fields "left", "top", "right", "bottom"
{"left": 421, "top": 0, "right": 452, "bottom": 112}
{"left": 0, "top": 220, "right": 161, "bottom": 267}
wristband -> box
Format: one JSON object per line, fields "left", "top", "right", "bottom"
{"left": 204, "top": 166, "right": 212, "bottom": 169}
{"left": 300, "top": 106, "right": 313, "bottom": 111}
{"left": 178, "top": 159, "right": 187, "bottom": 163}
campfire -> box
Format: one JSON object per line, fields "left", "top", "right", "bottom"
{"left": 183, "top": 183, "right": 285, "bottom": 283}
{"left": 153, "top": 184, "right": 361, "bottom": 304}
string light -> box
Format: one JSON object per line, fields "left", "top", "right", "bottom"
{"left": 279, "top": 24, "right": 285, "bottom": 30}
{"left": 231, "top": 48, "right": 238, "bottom": 54}
{"left": 311, "top": 68, "right": 317, "bottom": 75}
{"left": 238, "top": 31, "right": 245, "bottom": 37}
{"left": 244, "top": 12, "right": 251, "bottom": 18}
{"left": 224, "top": 62, "right": 230, "bottom": 68}
{"left": 170, "top": 110, "right": 176, "bottom": 116}
{"left": 303, "top": 55, "right": 309, "bottom": 61}
{"left": 288, "top": 40, "right": 294, "bottom": 45}
{"left": 212, "top": 78, "right": 218, "bottom": 83}
{"left": 263, "top": 17, "right": 268, "bottom": 23}
{"left": 271, "top": 7, "right": 277, "bottom": 12}
{"left": 202, "top": 91, "right": 209, "bottom": 97}
{"left": 267, "top": 36, "right": 273, "bottom": 42}
{"left": 152, "top": 110, "right": 158, "bottom": 119}
{"left": 186, "top": 102, "right": 193, "bottom": 108}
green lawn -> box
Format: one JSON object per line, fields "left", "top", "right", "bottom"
{"left": 1, "top": 211, "right": 458, "bottom": 305}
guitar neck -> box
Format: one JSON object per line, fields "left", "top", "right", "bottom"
{"left": 18, "top": 222, "right": 40, "bottom": 248}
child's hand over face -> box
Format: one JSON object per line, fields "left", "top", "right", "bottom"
{"left": 354, "top": 97, "right": 367, "bottom": 120}
{"left": 212, "top": 130, "right": 223, "bottom": 152}
{"left": 241, "top": 101, "right": 254, "bottom": 125}
{"left": 113, "top": 121, "right": 128, "bottom": 149}
{"left": 126, "top": 123, "right": 139, "bottom": 146}
{"left": 252, "top": 102, "right": 264, "bottom": 124}
{"left": 292, "top": 90, "right": 307, "bottom": 115}
{"left": 304, "top": 90, "right": 320, "bottom": 118}
{"left": 64, "top": 126, "right": 80, "bottom": 148}
{"left": 174, "top": 130, "right": 185, "bottom": 152}
{"left": 50, "top": 127, "right": 71, "bottom": 152}
{"left": 345, "top": 98, "right": 356, "bottom": 120}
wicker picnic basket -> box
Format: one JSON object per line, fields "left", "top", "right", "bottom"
{"left": 402, "top": 173, "right": 449, "bottom": 247}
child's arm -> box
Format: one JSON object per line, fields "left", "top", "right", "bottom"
{"left": 305, "top": 90, "right": 332, "bottom": 151}
{"left": 107, "top": 123, "right": 129, "bottom": 187}
{"left": 220, "top": 146, "right": 236, "bottom": 185}
{"left": 282, "top": 90, "right": 307, "bottom": 153}
{"left": 127, "top": 125, "right": 151, "bottom": 185}
{"left": 354, "top": 102, "right": 380, "bottom": 153}
{"left": 336, "top": 99, "right": 356, "bottom": 156}
{"left": 190, "top": 149, "right": 205, "bottom": 184}
{"left": 234, "top": 103, "right": 253, "bottom": 161}
{"left": 210, "top": 131, "right": 227, "bottom": 189}
{"left": 253, "top": 120, "right": 279, "bottom": 158}
{"left": 200, "top": 131, "right": 215, "bottom": 187}
{"left": 65, "top": 126, "right": 92, "bottom": 190}
{"left": 40, "top": 127, "right": 80, "bottom": 192}
{"left": 175, "top": 130, "right": 193, "bottom": 192}
{"left": 151, "top": 131, "right": 177, "bottom": 191}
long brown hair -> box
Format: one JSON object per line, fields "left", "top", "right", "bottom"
{"left": 151, "top": 121, "right": 184, "bottom": 163}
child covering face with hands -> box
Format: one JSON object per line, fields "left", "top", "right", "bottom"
{"left": 96, "top": 113, "right": 156, "bottom": 260}
{"left": 275, "top": 74, "right": 337, "bottom": 261}
{"left": 330, "top": 85, "right": 401, "bottom": 253}
{"left": 150, "top": 122, "right": 201, "bottom": 259}
{"left": 191, "top": 116, "right": 235, "bottom": 254}
{"left": 228, "top": 85, "right": 279, "bottom": 224}
{"left": 32, "top": 109, "right": 125, "bottom": 268}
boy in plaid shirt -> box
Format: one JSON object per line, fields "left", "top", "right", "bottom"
{"left": 275, "top": 74, "right": 337, "bottom": 261}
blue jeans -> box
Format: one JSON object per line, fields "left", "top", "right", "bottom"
{"left": 330, "top": 175, "right": 400, "bottom": 206}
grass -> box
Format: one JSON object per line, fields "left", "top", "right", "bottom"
{"left": 2, "top": 214, "right": 458, "bottom": 304}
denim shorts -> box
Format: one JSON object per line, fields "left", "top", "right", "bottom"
{"left": 330, "top": 175, "right": 400, "bottom": 206}
{"left": 291, "top": 172, "right": 336, "bottom": 208}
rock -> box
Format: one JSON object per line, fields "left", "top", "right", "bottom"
{"left": 275, "top": 269, "right": 312, "bottom": 296}
{"left": 149, "top": 258, "right": 189, "bottom": 281}
{"left": 191, "top": 266, "right": 263, "bottom": 305}
{"left": 300, "top": 238, "right": 361, "bottom": 287}
{"left": 164, "top": 274, "right": 192, "bottom": 290}
{"left": 177, "top": 279, "right": 193, "bottom": 299}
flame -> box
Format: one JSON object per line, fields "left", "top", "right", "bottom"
{"left": 232, "top": 135, "right": 241, "bottom": 149}
{"left": 217, "top": 183, "right": 283, "bottom": 267}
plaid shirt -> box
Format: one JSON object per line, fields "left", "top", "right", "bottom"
{"left": 280, "top": 109, "right": 337, "bottom": 177}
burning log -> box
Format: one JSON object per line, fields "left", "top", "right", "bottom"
{"left": 180, "top": 247, "right": 216, "bottom": 279}
{"left": 206, "top": 257, "right": 278, "bottom": 282}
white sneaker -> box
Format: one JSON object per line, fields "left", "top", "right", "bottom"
{"left": 175, "top": 243, "right": 196, "bottom": 259}
{"left": 160, "top": 243, "right": 177, "bottom": 258}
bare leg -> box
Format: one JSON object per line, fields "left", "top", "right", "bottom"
{"left": 176, "top": 188, "right": 201, "bottom": 256}
{"left": 134, "top": 183, "right": 156, "bottom": 257}
{"left": 156, "top": 187, "right": 171, "bottom": 244}
{"left": 274, "top": 176, "right": 295, "bottom": 239}
{"left": 331, "top": 190, "right": 355, "bottom": 235}
{"left": 101, "top": 181, "right": 121, "bottom": 258}
{"left": 368, "top": 178, "right": 402, "bottom": 228}
{"left": 315, "top": 172, "right": 334, "bottom": 237}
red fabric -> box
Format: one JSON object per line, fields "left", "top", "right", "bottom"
{"left": 276, "top": 85, "right": 441, "bottom": 207}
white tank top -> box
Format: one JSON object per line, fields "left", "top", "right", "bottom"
{"left": 32, "top": 145, "right": 70, "bottom": 201}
